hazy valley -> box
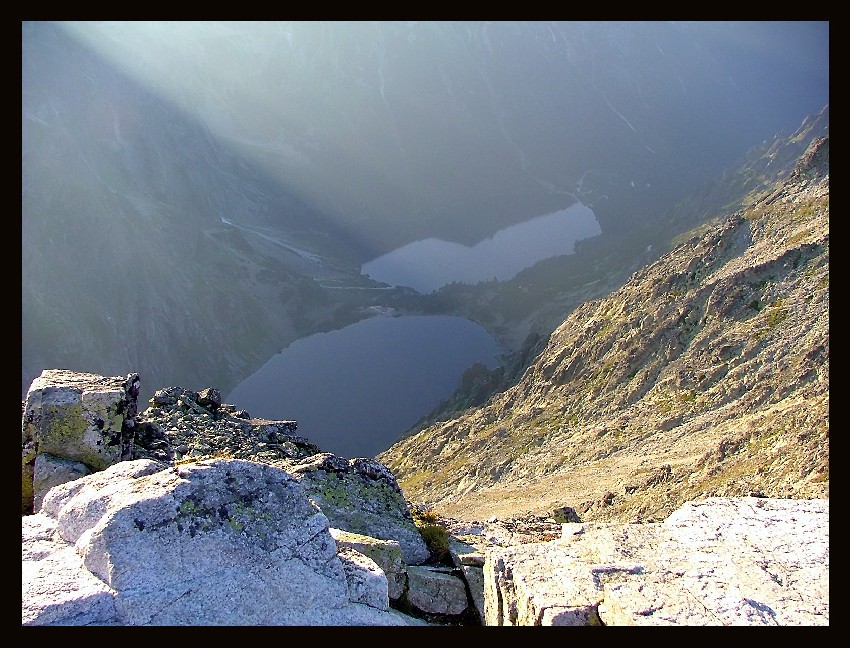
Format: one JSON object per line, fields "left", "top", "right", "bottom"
{"left": 23, "top": 20, "right": 828, "bottom": 466}
{"left": 21, "top": 22, "right": 829, "bottom": 625}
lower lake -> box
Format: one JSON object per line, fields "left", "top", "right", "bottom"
{"left": 226, "top": 314, "right": 502, "bottom": 458}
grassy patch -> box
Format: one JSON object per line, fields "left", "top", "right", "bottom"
{"left": 411, "top": 507, "right": 451, "bottom": 563}
{"left": 765, "top": 300, "right": 789, "bottom": 328}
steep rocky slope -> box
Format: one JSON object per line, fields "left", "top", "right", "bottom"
{"left": 401, "top": 105, "right": 829, "bottom": 419}
{"left": 378, "top": 135, "right": 828, "bottom": 524}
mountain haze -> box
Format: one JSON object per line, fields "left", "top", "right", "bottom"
{"left": 377, "top": 129, "right": 829, "bottom": 523}
{"left": 23, "top": 21, "right": 829, "bottom": 427}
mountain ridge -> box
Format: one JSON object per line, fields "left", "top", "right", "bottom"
{"left": 397, "top": 105, "right": 827, "bottom": 438}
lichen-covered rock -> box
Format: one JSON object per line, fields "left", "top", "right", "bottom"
{"left": 23, "top": 458, "right": 408, "bottom": 626}
{"left": 133, "top": 390, "right": 312, "bottom": 465}
{"left": 291, "top": 453, "right": 430, "bottom": 565}
{"left": 21, "top": 370, "right": 140, "bottom": 512}
{"left": 196, "top": 387, "right": 221, "bottom": 410}
{"left": 21, "top": 442, "right": 37, "bottom": 515}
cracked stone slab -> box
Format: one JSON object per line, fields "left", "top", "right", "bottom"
{"left": 484, "top": 497, "right": 828, "bottom": 626}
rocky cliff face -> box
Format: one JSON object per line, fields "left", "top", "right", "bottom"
{"left": 377, "top": 134, "right": 829, "bottom": 525}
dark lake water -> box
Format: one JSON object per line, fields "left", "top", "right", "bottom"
{"left": 361, "top": 202, "right": 601, "bottom": 293}
{"left": 226, "top": 314, "right": 502, "bottom": 458}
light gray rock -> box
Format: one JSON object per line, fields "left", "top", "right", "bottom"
{"left": 32, "top": 453, "right": 91, "bottom": 512}
{"left": 331, "top": 528, "right": 408, "bottom": 600}
{"left": 449, "top": 536, "right": 485, "bottom": 567}
{"left": 22, "top": 512, "right": 122, "bottom": 626}
{"left": 448, "top": 536, "right": 485, "bottom": 623}
{"left": 461, "top": 565, "right": 486, "bottom": 624}
{"left": 291, "top": 453, "right": 430, "bottom": 565}
{"left": 406, "top": 566, "right": 469, "bottom": 616}
{"left": 484, "top": 497, "right": 829, "bottom": 626}
{"left": 336, "top": 546, "right": 390, "bottom": 610}
{"left": 23, "top": 458, "right": 407, "bottom": 626}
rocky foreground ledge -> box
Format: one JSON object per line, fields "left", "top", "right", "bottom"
{"left": 481, "top": 497, "right": 828, "bottom": 625}
{"left": 22, "top": 369, "right": 828, "bottom": 625}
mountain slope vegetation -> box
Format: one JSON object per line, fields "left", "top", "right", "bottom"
{"left": 378, "top": 132, "right": 829, "bottom": 524}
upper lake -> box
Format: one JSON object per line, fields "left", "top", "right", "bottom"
{"left": 361, "top": 201, "right": 602, "bottom": 293}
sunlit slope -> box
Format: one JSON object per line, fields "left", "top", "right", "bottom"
{"left": 378, "top": 135, "right": 829, "bottom": 523}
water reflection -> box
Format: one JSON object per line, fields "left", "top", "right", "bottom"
{"left": 226, "top": 314, "right": 501, "bottom": 458}
{"left": 362, "top": 202, "right": 601, "bottom": 293}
